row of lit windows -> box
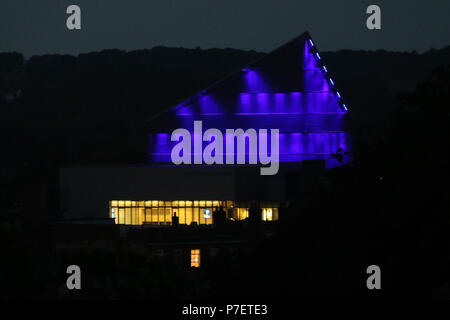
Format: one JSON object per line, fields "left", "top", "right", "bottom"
{"left": 111, "top": 206, "right": 214, "bottom": 226}
{"left": 109, "top": 200, "right": 278, "bottom": 226}
{"left": 110, "top": 200, "right": 228, "bottom": 208}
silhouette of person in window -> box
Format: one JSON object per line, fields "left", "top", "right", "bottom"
{"left": 172, "top": 212, "right": 179, "bottom": 228}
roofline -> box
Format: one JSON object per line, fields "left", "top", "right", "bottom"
{"left": 145, "top": 31, "right": 313, "bottom": 124}
{"left": 145, "top": 31, "right": 348, "bottom": 125}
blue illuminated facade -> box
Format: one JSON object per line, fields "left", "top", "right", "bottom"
{"left": 147, "top": 32, "right": 351, "bottom": 168}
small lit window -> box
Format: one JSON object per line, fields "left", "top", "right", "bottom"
{"left": 204, "top": 208, "right": 211, "bottom": 219}
{"left": 262, "top": 208, "right": 273, "bottom": 221}
{"left": 190, "top": 249, "right": 200, "bottom": 268}
{"left": 111, "top": 208, "right": 115, "bottom": 219}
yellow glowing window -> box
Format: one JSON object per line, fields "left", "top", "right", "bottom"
{"left": 238, "top": 208, "right": 249, "bottom": 220}
{"left": 273, "top": 208, "right": 279, "bottom": 220}
{"left": 151, "top": 208, "right": 158, "bottom": 222}
{"left": 178, "top": 208, "right": 185, "bottom": 224}
{"left": 165, "top": 208, "right": 172, "bottom": 222}
{"left": 191, "top": 249, "right": 200, "bottom": 268}
{"left": 125, "top": 208, "right": 132, "bottom": 224}
{"left": 262, "top": 208, "right": 273, "bottom": 221}
{"left": 192, "top": 207, "right": 199, "bottom": 224}
{"left": 185, "top": 207, "right": 193, "bottom": 225}
{"left": 119, "top": 208, "right": 125, "bottom": 224}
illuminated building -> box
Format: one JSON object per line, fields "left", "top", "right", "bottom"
{"left": 60, "top": 32, "right": 350, "bottom": 228}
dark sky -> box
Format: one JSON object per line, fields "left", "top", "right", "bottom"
{"left": 0, "top": 0, "right": 449, "bottom": 57}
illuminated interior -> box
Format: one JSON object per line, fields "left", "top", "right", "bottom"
{"left": 109, "top": 200, "right": 279, "bottom": 225}
{"left": 191, "top": 249, "right": 201, "bottom": 268}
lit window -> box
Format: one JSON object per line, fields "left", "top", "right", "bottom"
{"left": 204, "top": 208, "right": 211, "bottom": 219}
{"left": 191, "top": 249, "right": 200, "bottom": 268}
{"left": 238, "top": 208, "right": 249, "bottom": 220}
{"left": 262, "top": 208, "right": 273, "bottom": 221}
{"left": 111, "top": 208, "right": 115, "bottom": 219}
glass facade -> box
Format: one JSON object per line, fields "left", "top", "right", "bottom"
{"left": 109, "top": 200, "right": 279, "bottom": 225}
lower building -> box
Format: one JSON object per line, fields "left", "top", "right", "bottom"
{"left": 59, "top": 164, "right": 289, "bottom": 225}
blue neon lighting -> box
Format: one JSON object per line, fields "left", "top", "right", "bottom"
{"left": 148, "top": 36, "right": 351, "bottom": 167}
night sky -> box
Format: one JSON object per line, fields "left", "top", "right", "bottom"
{"left": 0, "top": 0, "right": 449, "bottom": 57}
